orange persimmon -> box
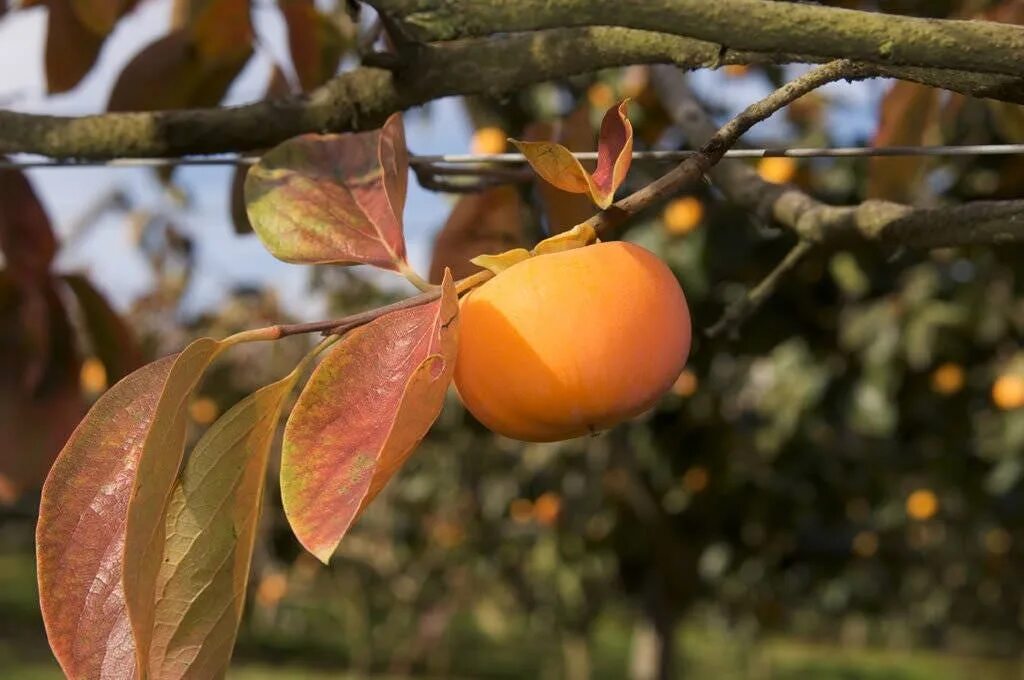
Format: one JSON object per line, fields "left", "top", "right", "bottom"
{"left": 455, "top": 241, "right": 691, "bottom": 442}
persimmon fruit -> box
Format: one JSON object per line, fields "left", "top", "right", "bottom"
{"left": 455, "top": 241, "right": 691, "bottom": 442}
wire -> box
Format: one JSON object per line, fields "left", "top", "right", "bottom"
{"left": 4, "top": 144, "right": 1024, "bottom": 169}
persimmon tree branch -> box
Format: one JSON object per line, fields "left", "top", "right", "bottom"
{"left": 371, "top": 0, "right": 1024, "bottom": 79}
{"left": 5, "top": 20, "right": 1024, "bottom": 158}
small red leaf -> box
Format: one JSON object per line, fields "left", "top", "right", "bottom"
{"left": 37, "top": 355, "right": 175, "bottom": 680}
{"left": 511, "top": 100, "right": 633, "bottom": 209}
{"left": 281, "top": 271, "right": 459, "bottom": 562}
{"left": 245, "top": 113, "right": 411, "bottom": 270}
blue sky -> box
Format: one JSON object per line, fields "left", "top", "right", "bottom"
{"left": 0, "top": 2, "right": 886, "bottom": 321}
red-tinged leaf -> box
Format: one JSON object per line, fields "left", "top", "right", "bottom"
{"left": 279, "top": 0, "right": 345, "bottom": 91}
{"left": 281, "top": 271, "right": 459, "bottom": 563}
{"left": 524, "top": 108, "right": 598, "bottom": 234}
{"left": 43, "top": 0, "right": 106, "bottom": 93}
{"left": 867, "top": 81, "right": 941, "bottom": 202}
{"left": 37, "top": 355, "right": 175, "bottom": 680}
{"left": 108, "top": 30, "right": 251, "bottom": 111}
{"left": 511, "top": 100, "right": 633, "bottom": 210}
{"left": 148, "top": 368, "right": 301, "bottom": 678}
{"left": 0, "top": 275, "right": 83, "bottom": 504}
{"left": 121, "top": 338, "right": 227, "bottom": 674}
{"left": 63, "top": 274, "right": 143, "bottom": 383}
{"left": 245, "top": 113, "right": 410, "bottom": 270}
{"left": 428, "top": 185, "right": 525, "bottom": 283}
{"left": 0, "top": 168, "right": 57, "bottom": 283}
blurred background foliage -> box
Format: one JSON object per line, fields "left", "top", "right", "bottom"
{"left": 4, "top": 0, "right": 1024, "bottom": 678}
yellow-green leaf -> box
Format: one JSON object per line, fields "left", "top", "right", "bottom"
{"left": 281, "top": 270, "right": 459, "bottom": 563}
{"left": 531, "top": 223, "right": 599, "bottom": 256}
{"left": 122, "top": 337, "right": 227, "bottom": 675}
{"left": 148, "top": 368, "right": 301, "bottom": 679}
{"left": 470, "top": 248, "right": 531, "bottom": 275}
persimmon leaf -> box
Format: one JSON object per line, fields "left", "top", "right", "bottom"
{"left": 43, "top": 0, "right": 106, "bottom": 94}
{"left": 148, "top": 368, "right": 300, "bottom": 678}
{"left": 511, "top": 100, "right": 633, "bottom": 210}
{"left": 470, "top": 248, "right": 531, "bottom": 275}
{"left": 37, "top": 355, "right": 176, "bottom": 680}
{"left": 867, "top": 81, "right": 940, "bottom": 202}
{"left": 120, "top": 338, "right": 228, "bottom": 675}
{"left": 69, "top": 0, "right": 129, "bottom": 36}
{"left": 281, "top": 270, "right": 459, "bottom": 563}
{"left": 279, "top": 0, "right": 345, "bottom": 90}
{"left": 532, "top": 223, "right": 599, "bottom": 256}
{"left": 245, "top": 114, "right": 410, "bottom": 270}
{"left": 0, "top": 167, "right": 57, "bottom": 284}
{"left": 63, "top": 274, "right": 143, "bottom": 383}
{"left": 429, "top": 185, "right": 525, "bottom": 282}
{"left": 524, "top": 108, "right": 598, "bottom": 234}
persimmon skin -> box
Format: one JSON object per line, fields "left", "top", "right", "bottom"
{"left": 455, "top": 241, "right": 691, "bottom": 442}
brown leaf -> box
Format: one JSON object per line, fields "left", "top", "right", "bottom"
{"left": 69, "top": 0, "right": 130, "bottom": 36}
{"left": 63, "top": 274, "right": 143, "bottom": 383}
{"left": 245, "top": 113, "right": 411, "bottom": 270}
{"left": 279, "top": 0, "right": 345, "bottom": 91}
{"left": 0, "top": 166, "right": 57, "bottom": 282}
{"left": 428, "top": 185, "right": 525, "bottom": 283}
{"left": 108, "top": 29, "right": 251, "bottom": 112}
{"left": 190, "top": 0, "right": 253, "bottom": 65}
{"left": 281, "top": 271, "right": 459, "bottom": 563}
{"left": 44, "top": 0, "right": 106, "bottom": 94}
{"left": 0, "top": 275, "right": 83, "bottom": 504}
{"left": 867, "top": 81, "right": 941, "bottom": 202}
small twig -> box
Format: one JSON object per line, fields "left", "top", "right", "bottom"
{"left": 706, "top": 240, "right": 815, "bottom": 339}
{"left": 584, "top": 59, "right": 868, "bottom": 237}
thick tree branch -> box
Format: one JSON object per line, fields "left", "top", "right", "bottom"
{"left": 371, "top": 0, "right": 1024, "bottom": 79}
{"left": 5, "top": 24, "right": 1024, "bottom": 159}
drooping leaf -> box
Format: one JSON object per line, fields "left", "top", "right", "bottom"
{"left": 37, "top": 355, "right": 175, "bottom": 680}
{"left": 0, "top": 167, "right": 57, "bottom": 284}
{"left": 108, "top": 29, "right": 251, "bottom": 112}
{"left": 428, "top": 185, "right": 525, "bottom": 282}
{"left": 63, "top": 274, "right": 143, "bottom": 383}
{"left": 43, "top": 0, "right": 106, "bottom": 93}
{"left": 867, "top": 81, "right": 941, "bottom": 202}
{"left": 281, "top": 270, "right": 459, "bottom": 562}
{"left": 524, "top": 107, "right": 599, "bottom": 234}
{"left": 279, "top": 0, "right": 345, "bottom": 91}
{"left": 470, "top": 248, "right": 531, "bottom": 276}
{"left": 531, "top": 223, "right": 598, "bottom": 255}
{"left": 245, "top": 113, "right": 410, "bottom": 270}
{"left": 148, "top": 368, "right": 301, "bottom": 678}
{"left": 0, "top": 275, "right": 83, "bottom": 504}
{"left": 121, "top": 338, "right": 227, "bottom": 673}
{"left": 510, "top": 100, "right": 633, "bottom": 210}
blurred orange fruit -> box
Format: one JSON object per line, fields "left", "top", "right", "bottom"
{"left": 682, "top": 466, "right": 709, "bottom": 493}
{"left": 189, "top": 396, "right": 220, "bottom": 425}
{"left": 510, "top": 498, "right": 534, "bottom": 523}
{"left": 256, "top": 572, "right": 288, "bottom": 608}
{"left": 931, "top": 362, "right": 965, "bottom": 395}
{"left": 471, "top": 127, "right": 508, "bottom": 155}
{"left": 671, "top": 369, "right": 698, "bottom": 397}
{"left": 79, "top": 357, "right": 107, "bottom": 395}
{"left": 852, "top": 530, "right": 879, "bottom": 558}
{"left": 992, "top": 374, "right": 1024, "bottom": 410}
{"left": 456, "top": 242, "right": 691, "bottom": 441}
{"left": 906, "top": 489, "right": 939, "bottom": 520}
{"left": 757, "top": 157, "right": 797, "bottom": 184}
{"left": 533, "top": 492, "right": 562, "bottom": 526}
{"left": 662, "top": 197, "right": 703, "bottom": 235}
{"left": 587, "top": 82, "right": 615, "bottom": 110}
{"left": 723, "top": 64, "right": 750, "bottom": 78}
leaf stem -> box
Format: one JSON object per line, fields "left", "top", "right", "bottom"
{"left": 398, "top": 262, "right": 435, "bottom": 292}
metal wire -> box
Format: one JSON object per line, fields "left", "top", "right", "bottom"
{"left": 3, "top": 144, "right": 1024, "bottom": 169}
